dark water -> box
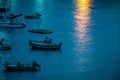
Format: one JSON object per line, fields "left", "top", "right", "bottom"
{"left": 0, "top": 0, "right": 120, "bottom": 80}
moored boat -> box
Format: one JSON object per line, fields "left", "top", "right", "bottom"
{"left": 0, "top": 23, "right": 26, "bottom": 29}
{"left": 30, "top": 41, "right": 62, "bottom": 50}
{"left": 4, "top": 61, "right": 40, "bottom": 71}
{"left": 31, "top": 44, "right": 62, "bottom": 50}
{"left": 0, "top": 44, "right": 11, "bottom": 50}
{"left": 0, "top": 13, "right": 26, "bottom": 29}
{"left": 28, "top": 29, "right": 53, "bottom": 34}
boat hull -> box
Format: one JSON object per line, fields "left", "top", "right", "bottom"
{"left": 25, "top": 16, "right": 40, "bottom": 19}
{"left": 28, "top": 29, "right": 53, "bottom": 34}
{"left": 5, "top": 64, "right": 40, "bottom": 72}
{"left": 0, "top": 23, "right": 26, "bottom": 29}
{"left": 5, "top": 66, "right": 39, "bottom": 71}
{"left": 31, "top": 43, "right": 62, "bottom": 50}
{"left": 0, "top": 47, "right": 11, "bottom": 50}
{"left": 29, "top": 40, "right": 62, "bottom": 50}
{"left": 0, "top": 45, "right": 11, "bottom": 50}
{"left": 31, "top": 45, "right": 61, "bottom": 50}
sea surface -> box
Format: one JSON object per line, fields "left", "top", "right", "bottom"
{"left": 0, "top": 0, "right": 120, "bottom": 80}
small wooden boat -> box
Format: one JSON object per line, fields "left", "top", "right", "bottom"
{"left": 0, "top": 44, "right": 11, "bottom": 50}
{"left": 25, "top": 12, "right": 41, "bottom": 19}
{"left": 30, "top": 41, "right": 62, "bottom": 50}
{"left": 28, "top": 29, "right": 53, "bottom": 34}
{"left": 31, "top": 43, "right": 62, "bottom": 50}
{"left": 4, "top": 62, "right": 40, "bottom": 71}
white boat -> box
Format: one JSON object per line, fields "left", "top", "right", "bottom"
{"left": 28, "top": 29, "right": 53, "bottom": 34}
{"left": 30, "top": 40, "right": 62, "bottom": 50}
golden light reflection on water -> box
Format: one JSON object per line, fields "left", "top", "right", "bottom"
{"left": 74, "top": 0, "right": 92, "bottom": 72}
{"left": 74, "top": 0, "right": 92, "bottom": 53}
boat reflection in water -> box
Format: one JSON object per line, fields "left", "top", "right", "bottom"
{"left": 74, "top": 0, "right": 93, "bottom": 72}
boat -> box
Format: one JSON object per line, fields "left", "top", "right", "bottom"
{"left": 0, "top": 13, "right": 26, "bottom": 29}
{"left": 30, "top": 41, "right": 62, "bottom": 50}
{"left": 25, "top": 12, "right": 41, "bottom": 19}
{"left": 31, "top": 43, "right": 62, "bottom": 50}
{"left": 0, "top": 44, "right": 11, "bottom": 50}
{"left": 28, "top": 29, "right": 53, "bottom": 34}
{"left": 4, "top": 61, "right": 40, "bottom": 71}
{"left": 0, "top": 0, "right": 26, "bottom": 29}
{"left": 0, "top": 22, "right": 26, "bottom": 29}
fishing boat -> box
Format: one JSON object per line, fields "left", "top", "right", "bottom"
{"left": 28, "top": 29, "right": 53, "bottom": 34}
{"left": 0, "top": 13, "right": 26, "bottom": 29}
{"left": 25, "top": 12, "right": 41, "bottom": 19}
{"left": 4, "top": 61, "right": 40, "bottom": 71}
{"left": 31, "top": 43, "right": 62, "bottom": 50}
{"left": 30, "top": 41, "right": 62, "bottom": 50}
{"left": 0, "top": 0, "right": 26, "bottom": 29}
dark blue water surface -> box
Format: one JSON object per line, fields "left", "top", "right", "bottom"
{"left": 0, "top": 0, "right": 120, "bottom": 80}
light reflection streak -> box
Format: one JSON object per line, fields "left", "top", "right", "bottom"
{"left": 74, "top": 0, "right": 92, "bottom": 72}
{"left": 34, "top": 0, "right": 44, "bottom": 12}
{"left": 74, "top": 0, "right": 92, "bottom": 53}
{"left": 10, "top": 0, "right": 17, "bottom": 12}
